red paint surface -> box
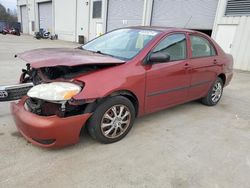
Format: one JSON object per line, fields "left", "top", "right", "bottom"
{"left": 73, "top": 28, "right": 233, "bottom": 116}
{"left": 13, "top": 27, "right": 234, "bottom": 148}
{"left": 18, "top": 48, "right": 125, "bottom": 68}
{"left": 11, "top": 98, "right": 92, "bottom": 148}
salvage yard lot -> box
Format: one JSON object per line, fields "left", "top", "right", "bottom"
{"left": 0, "top": 35, "right": 250, "bottom": 188}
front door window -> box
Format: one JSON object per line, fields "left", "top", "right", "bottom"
{"left": 152, "top": 33, "right": 187, "bottom": 61}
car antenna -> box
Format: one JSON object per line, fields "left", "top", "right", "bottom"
{"left": 184, "top": 16, "right": 192, "bottom": 29}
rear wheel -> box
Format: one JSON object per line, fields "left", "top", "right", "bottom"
{"left": 201, "top": 77, "right": 223, "bottom": 106}
{"left": 87, "top": 96, "right": 135, "bottom": 144}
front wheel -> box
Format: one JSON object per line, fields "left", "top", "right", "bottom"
{"left": 201, "top": 77, "right": 224, "bottom": 106}
{"left": 87, "top": 96, "right": 135, "bottom": 144}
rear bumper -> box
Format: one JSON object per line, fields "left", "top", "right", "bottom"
{"left": 11, "top": 98, "right": 92, "bottom": 148}
{"left": 225, "top": 71, "right": 233, "bottom": 87}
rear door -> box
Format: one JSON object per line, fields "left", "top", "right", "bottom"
{"left": 145, "top": 33, "right": 191, "bottom": 114}
{"left": 188, "top": 34, "right": 220, "bottom": 100}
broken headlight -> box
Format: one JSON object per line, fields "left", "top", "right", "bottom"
{"left": 27, "top": 82, "right": 82, "bottom": 102}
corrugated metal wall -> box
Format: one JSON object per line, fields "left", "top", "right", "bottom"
{"left": 151, "top": 0, "right": 218, "bottom": 29}
{"left": 212, "top": 0, "right": 250, "bottom": 71}
{"left": 38, "top": 2, "right": 53, "bottom": 32}
{"left": 54, "top": 0, "right": 77, "bottom": 41}
{"left": 106, "top": 0, "right": 144, "bottom": 31}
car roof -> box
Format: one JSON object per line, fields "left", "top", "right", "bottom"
{"left": 126, "top": 26, "right": 197, "bottom": 34}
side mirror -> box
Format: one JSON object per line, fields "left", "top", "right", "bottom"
{"left": 148, "top": 52, "right": 170, "bottom": 64}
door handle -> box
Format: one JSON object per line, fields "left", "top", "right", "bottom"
{"left": 184, "top": 63, "right": 190, "bottom": 69}
{"left": 213, "top": 59, "right": 218, "bottom": 64}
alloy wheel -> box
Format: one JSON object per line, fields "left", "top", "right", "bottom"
{"left": 101, "top": 104, "right": 131, "bottom": 139}
{"left": 211, "top": 82, "right": 222, "bottom": 103}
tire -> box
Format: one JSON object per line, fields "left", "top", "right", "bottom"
{"left": 201, "top": 77, "right": 224, "bottom": 106}
{"left": 87, "top": 96, "right": 136, "bottom": 144}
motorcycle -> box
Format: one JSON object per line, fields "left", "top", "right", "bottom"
{"left": 34, "top": 29, "right": 57, "bottom": 40}
{"left": 34, "top": 29, "right": 50, "bottom": 39}
{"left": 2, "top": 27, "right": 21, "bottom": 36}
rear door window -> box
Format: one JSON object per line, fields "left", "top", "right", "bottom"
{"left": 190, "top": 35, "right": 216, "bottom": 58}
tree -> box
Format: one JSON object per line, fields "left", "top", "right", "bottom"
{"left": 0, "top": 3, "right": 17, "bottom": 22}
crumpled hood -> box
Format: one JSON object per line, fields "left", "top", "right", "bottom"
{"left": 17, "top": 48, "right": 125, "bottom": 68}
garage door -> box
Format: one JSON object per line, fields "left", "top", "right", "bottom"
{"left": 151, "top": 0, "right": 218, "bottom": 30}
{"left": 107, "top": 0, "right": 144, "bottom": 31}
{"left": 20, "top": 5, "right": 28, "bottom": 33}
{"left": 38, "top": 2, "right": 52, "bottom": 31}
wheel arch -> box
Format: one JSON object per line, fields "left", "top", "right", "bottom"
{"left": 82, "top": 89, "right": 139, "bottom": 118}
{"left": 218, "top": 73, "right": 226, "bottom": 86}
{"left": 108, "top": 90, "right": 139, "bottom": 117}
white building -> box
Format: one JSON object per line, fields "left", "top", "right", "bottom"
{"left": 17, "top": 0, "right": 250, "bottom": 71}
{"left": 212, "top": 0, "right": 250, "bottom": 71}
{"left": 17, "top": 0, "right": 96, "bottom": 42}
{"left": 17, "top": 0, "right": 218, "bottom": 42}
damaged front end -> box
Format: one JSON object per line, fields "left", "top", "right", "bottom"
{"left": 1, "top": 48, "right": 125, "bottom": 118}
{"left": 18, "top": 63, "right": 115, "bottom": 117}
{"left": 0, "top": 63, "right": 107, "bottom": 117}
{"left": 23, "top": 80, "right": 89, "bottom": 118}
{"left": 24, "top": 98, "right": 97, "bottom": 117}
{"left": 24, "top": 97, "right": 91, "bottom": 117}
{"left": 1, "top": 48, "right": 127, "bottom": 147}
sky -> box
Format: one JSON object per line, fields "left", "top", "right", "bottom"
{"left": 0, "top": 0, "right": 17, "bottom": 10}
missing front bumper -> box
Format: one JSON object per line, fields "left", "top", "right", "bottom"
{"left": 0, "top": 83, "right": 33, "bottom": 102}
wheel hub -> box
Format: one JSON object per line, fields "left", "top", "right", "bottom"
{"left": 101, "top": 105, "right": 131, "bottom": 139}
{"left": 211, "top": 82, "right": 222, "bottom": 103}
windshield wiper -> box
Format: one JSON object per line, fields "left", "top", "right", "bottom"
{"left": 95, "top": 50, "right": 114, "bottom": 58}
{"left": 79, "top": 48, "right": 123, "bottom": 60}
{"left": 77, "top": 48, "right": 112, "bottom": 56}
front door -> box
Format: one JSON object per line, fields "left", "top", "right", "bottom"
{"left": 145, "top": 33, "right": 191, "bottom": 114}
{"left": 89, "top": 0, "right": 103, "bottom": 40}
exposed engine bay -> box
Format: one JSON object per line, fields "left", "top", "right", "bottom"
{"left": 24, "top": 97, "right": 90, "bottom": 117}
{"left": 0, "top": 63, "right": 117, "bottom": 117}
{"left": 0, "top": 47, "right": 125, "bottom": 117}
{"left": 21, "top": 63, "right": 116, "bottom": 85}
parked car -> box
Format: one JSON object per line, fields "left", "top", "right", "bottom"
{"left": 2, "top": 27, "right": 20, "bottom": 36}
{"left": 1, "top": 27, "right": 233, "bottom": 148}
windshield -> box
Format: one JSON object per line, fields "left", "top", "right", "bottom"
{"left": 81, "top": 28, "right": 160, "bottom": 60}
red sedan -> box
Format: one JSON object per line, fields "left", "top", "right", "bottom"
{"left": 6, "top": 27, "right": 233, "bottom": 148}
